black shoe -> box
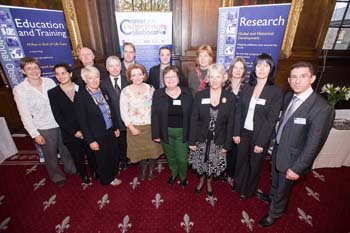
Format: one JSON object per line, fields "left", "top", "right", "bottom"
{"left": 240, "top": 194, "right": 247, "bottom": 200}
{"left": 55, "top": 180, "right": 65, "bottom": 188}
{"left": 256, "top": 190, "right": 271, "bottom": 203}
{"left": 207, "top": 187, "right": 213, "bottom": 197}
{"left": 92, "top": 171, "right": 100, "bottom": 180}
{"left": 120, "top": 163, "right": 128, "bottom": 170}
{"left": 194, "top": 186, "right": 203, "bottom": 194}
{"left": 219, "top": 173, "right": 228, "bottom": 181}
{"left": 258, "top": 215, "right": 276, "bottom": 228}
{"left": 231, "top": 184, "right": 237, "bottom": 192}
{"left": 167, "top": 176, "right": 177, "bottom": 185}
{"left": 82, "top": 176, "right": 92, "bottom": 184}
{"left": 180, "top": 179, "right": 187, "bottom": 188}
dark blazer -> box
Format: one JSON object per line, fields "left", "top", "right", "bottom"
{"left": 121, "top": 60, "right": 138, "bottom": 79}
{"left": 74, "top": 86, "right": 119, "bottom": 144}
{"left": 189, "top": 88, "right": 235, "bottom": 150}
{"left": 275, "top": 91, "right": 335, "bottom": 175}
{"left": 72, "top": 64, "right": 108, "bottom": 86}
{"left": 100, "top": 75, "right": 127, "bottom": 131}
{"left": 147, "top": 64, "right": 188, "bottom": 89}
{"left": 151, "top": 87, "right": 193, "bottom": 143}
{"left": 234, "top": 84, "right": 282, "bottom": 148}
{"left": 48, "top": 85, "right": 81, "bottom": 144}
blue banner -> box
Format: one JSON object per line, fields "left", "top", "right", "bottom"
{"left": 217, "top": 4, "right": 291, "bottom": 77}
{"left": 0, "top": 5, "right": 74, "bottom": 87}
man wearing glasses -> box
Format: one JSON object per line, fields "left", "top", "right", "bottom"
{"left": 258, "top": 61, "right": 335, "bottom": 227}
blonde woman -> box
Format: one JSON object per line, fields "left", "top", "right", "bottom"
{"left": 189, "top": 63, "right": 235, "bottom": 196}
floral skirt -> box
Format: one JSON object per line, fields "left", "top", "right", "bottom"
{"left": 188, "top": 140, "right": 226, "bottom": 177}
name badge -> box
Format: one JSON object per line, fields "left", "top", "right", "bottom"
{"left": 173, "top": 100, "right": 181, "bottom": 106}
{"left": 294, "top": 117, "right": 306, "bottom": 125}
{"left": 256, "top": 98, "right": 266, "bottom": 105}
{"left": 201, "top": 98, "right": 210, "bottom": 104}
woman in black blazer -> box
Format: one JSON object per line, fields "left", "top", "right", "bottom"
{"left": 188, "top": 63, "right": 235, "bottom": 196}
{"left": 151, "top": 65, "right": 193, "bottom": 187}
{"left": 233, "top": 53, "right": 282, "bottom": 199}
{"left": 74, "top": 66, "right": 121, "bottom": 186}
{"left": 48, "top": 63, "right": 96, "bottom": 184}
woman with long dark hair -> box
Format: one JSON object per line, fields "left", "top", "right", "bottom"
{"left": 233, "top": 53, "right": 282, "bottom": 199}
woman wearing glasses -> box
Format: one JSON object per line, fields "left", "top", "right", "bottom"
{"left": 151, "top": 65, "right": 193, "bottom": 187}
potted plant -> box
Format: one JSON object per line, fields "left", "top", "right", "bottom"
{"left": 321, "top": 83, "right": 350, "bottom": 107}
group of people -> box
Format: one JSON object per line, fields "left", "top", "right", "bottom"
{"left": 12, "top": 42, "right": 335, "bottom": 228}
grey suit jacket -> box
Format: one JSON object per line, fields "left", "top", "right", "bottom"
{"left": 275, "top": 91, "right": 335, "bottom": 175}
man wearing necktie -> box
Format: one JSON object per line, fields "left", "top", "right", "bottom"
{"left": 100, "top": 56, "right": 129, "bottom": 170}
{"left": 258, "top": 62, "right": 335, "bottom": 227}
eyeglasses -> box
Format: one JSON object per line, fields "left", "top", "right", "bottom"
{"left": 289, "top": 74, "right": 312, "bottom": 80}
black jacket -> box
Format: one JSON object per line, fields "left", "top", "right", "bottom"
{"left": 48, "top": 85, "right": 81, "bottom": 144}
{"left": 74, "top": 86, "right": 119, "bottom": 144}
{"left": 147, "top": 64, "right": 187, "bottom": 89}
{"left": 189, "top": 88, "right": 235, "bottom": 150}
{"left": 72, "top": 64, "right": 108, "bottom": 86}
{"left": 151, "top": 87, "right": 193, "bottom": 143}
{"left": 234, "top": 84, "right": 282, "bottom": 148}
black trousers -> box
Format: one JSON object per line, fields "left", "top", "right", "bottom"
{"left": 268, "top": 144, "right": 294, "bottom": 218}
{"left": 234, "top": 129, "right": 265, "bottom": 197}
{"left": 117, "top": 130, "right": 128, "bottom": 165}
{"left": 65, "top": 139, "right": 97, "bottom": 178}
{"left": 94, "top": 128, "right": 119, "bottom": 185}
{"left": 226, "top": 141, "right": 237, "bottom": 178}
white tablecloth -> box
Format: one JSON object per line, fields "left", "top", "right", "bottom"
{"left": 313, "top": 110, "right": 350, "bottom": 169}
{"left": 0, "top": 117, "right": 18, "bottom": 163}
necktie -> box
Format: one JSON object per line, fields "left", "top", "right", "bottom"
{"left": 276, "top": 96, "right": 301, "bottom": 143}
{"left": 114, "top": 78, "right": 121, "bottom": 95}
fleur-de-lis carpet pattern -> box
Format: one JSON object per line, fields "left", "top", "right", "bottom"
{"left": 0, "top": 136, "right": 350, "bottom": 232}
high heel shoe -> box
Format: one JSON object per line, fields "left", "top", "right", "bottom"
{"left": 180, "top": 179, "right": 187, "bottom": 188}
{"left": 207, "top": 188, "right": 213, "bottom": 197}
{"left": 194, "top": 185, "right": 203, "bottom": 193}
{"left": 167, "top": 176, "right": 177, "bottom": 185}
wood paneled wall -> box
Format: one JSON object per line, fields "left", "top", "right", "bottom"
{"left": 1, "top": 0, "right": 349, "bottom": 128}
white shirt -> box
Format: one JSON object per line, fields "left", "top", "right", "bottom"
{"left": 13, "top": 78, "right": 58, "bottom": 138}
{"left": 110, "top": 75, "right": 121, "bottom": 90}
{"left": 292, "top": 86, "right": 313, "bottom": 110}
{"left": 244, "top": 96, "right": 257, "bottom": 131}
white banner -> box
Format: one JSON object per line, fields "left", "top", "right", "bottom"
{"left": 115, "top": 12, "right": 172, "bottom": 71}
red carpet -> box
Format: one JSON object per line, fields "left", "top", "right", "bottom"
{"left": 0, "top": 136, "right": 349, "bottom": 232}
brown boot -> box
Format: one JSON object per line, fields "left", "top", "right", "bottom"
{"left": 139, "top": 160, "right": 147, "bottom": 181}
{"left": 147, "top": 159, "right": 156, "bottom": 180}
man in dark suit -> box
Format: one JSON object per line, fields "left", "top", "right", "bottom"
{"left": 100, "top": 56, "right": 128, "bottom": 169}
{"left": 258, "top": 62, "right": 335, "bottom": 227}
{"left": 72, "top": 47, "right": 108, "bottom": 86}
{"left": 121, "top": 42, "right": 136, "bottom": 78}
{"left": 148, "top": 46, "right": 187, "bottom": 89}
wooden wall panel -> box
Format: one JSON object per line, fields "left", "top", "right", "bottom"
{"left": 74, "top": 0, "right": 104, "bottom": 59}
{"left": 0, "top": 88, "right": 22, "bottom": 129}
{"left": 180, "top": 0, "right": 221, "bottom": 79}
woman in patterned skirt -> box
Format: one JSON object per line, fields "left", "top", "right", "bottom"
{"left": 189, "top": 63, "right": 235, "bottom": 196}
